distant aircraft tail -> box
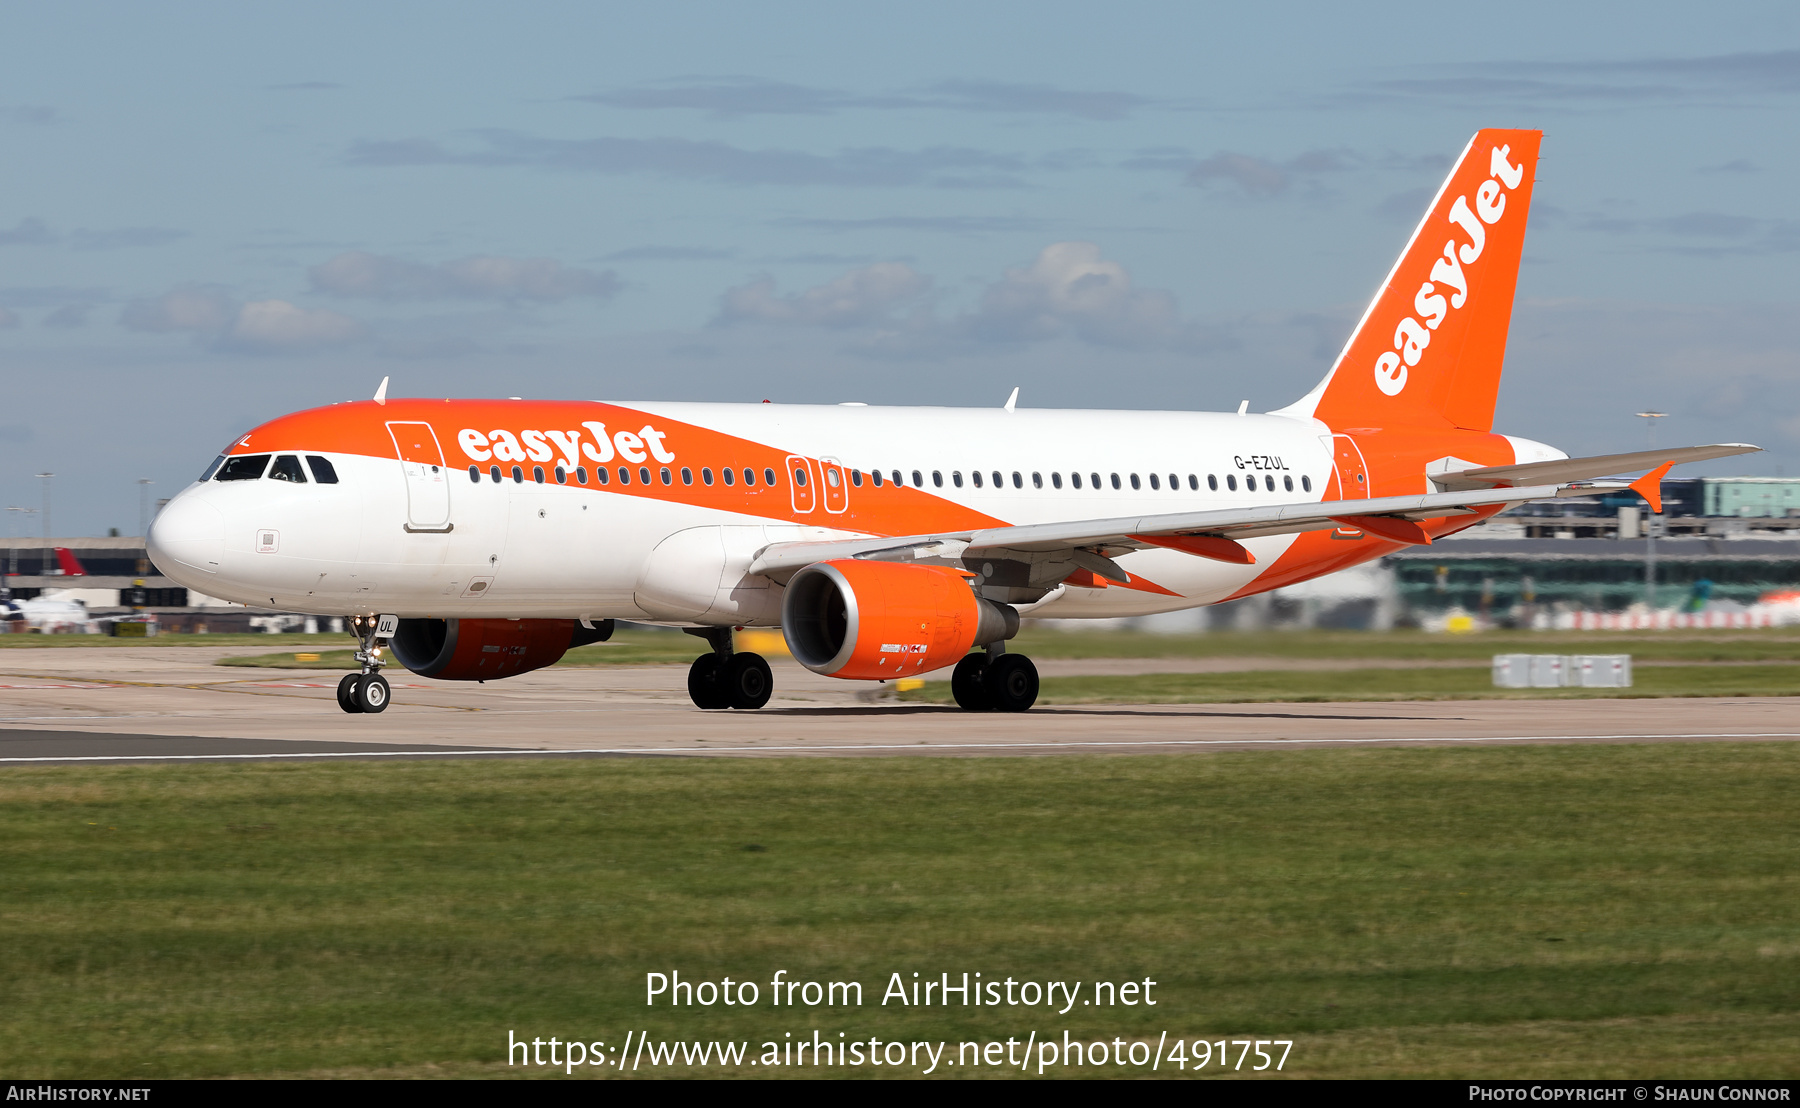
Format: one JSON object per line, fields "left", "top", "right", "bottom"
{"left": 1279, "top": 128, "right": 1541, "bottom": 433}
{"left": 54, "top": 547, "right": 86, "bottom": 576}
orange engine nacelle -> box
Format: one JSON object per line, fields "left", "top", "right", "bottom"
{"left": 782, "top": 560, "right": 1017, "bottom": 680}
{"left": 389, "top": 617, "right": 612, "bottom": 681}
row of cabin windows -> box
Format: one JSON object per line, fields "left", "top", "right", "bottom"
{"left": 852, "top": 469, "right": 1312, "bottom": 494}
{"left": 469, "top": 463, "right": 782, "bottom": 488}
{"left": 463, "top": 461, "right": 1314, "bottom": 496}
{"left": 206, "top": 453, "right": 340, "bottom": 484}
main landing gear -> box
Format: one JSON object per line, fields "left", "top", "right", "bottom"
{"left": 950, "top": 645, "right": 1039, "bottom": 712}
{"left": 685, "top": 626, "right": 773, "bottom": 711}
{"left": 337, "top": 614, "right": 392, "bottom": 714}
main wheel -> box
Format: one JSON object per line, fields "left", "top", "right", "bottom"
{"left": 723, "top": 652, "right": 773, "bottom": 710}
{"left": 984, "top": 654, "right": 1039, "bottom": 712}
{"left": 687, "top": 654, "right": 730, "bottom": 709}
{"left": 951, "top": 653, "right": 989, "bottom": 711}
{"left": 355, "top": 672, "right": 391, "bottom": 714}
{"left": 337, "top": 673, "right": 364, "bottom": 714}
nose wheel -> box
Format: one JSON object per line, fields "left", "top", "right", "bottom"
{"left": 337, "top": 672, "right": 390, "bottom": 714}
{"left": 338, "top": 614, "right": 395, "bottom": 714}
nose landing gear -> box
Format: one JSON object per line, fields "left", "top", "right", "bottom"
{"left": 685, "top": 626, "right": 773, "bottom": 710}
{"left": 338, "top": 615, "right": 394, "bottom": 714}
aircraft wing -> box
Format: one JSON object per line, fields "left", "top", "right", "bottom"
{"left": 747, "top": 480, "right": 1586, "bottom": 582}
{"left": 1430, "top": 443, "right": 1759, "bottom": 491}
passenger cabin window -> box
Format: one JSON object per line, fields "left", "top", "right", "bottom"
{"left": 1302, "top": 475, "right": 1312, "bottom": 492}
{"left": 951, "top": 471, "right": 962, "bottom": 488}
{"left": 764, "top": 468, "right": 777, "bottom": 486}
{"left": 618, "top": 467, "right": 630, "bottom": 485}
{"left": 1208, "top": 474, "right": 1218, "bottom": 490}
{"left": 513, "top": 466, "right": 524, "bottom": 484}
{"left": 851, "top": 470, "right": 862, "bottom": 487}
{"left": 912, "top": 470, "right": 924, "bottom": 488}
{"left": 1110, "top": 473, "right": 1121, "bottom": 490}
{"left": 1051, "top": 472, "right": 1062, "bottom": 489}
{"left": 640, "top": 467, "right": 652, "bottom": 485}
{"left": 932, "top": 471, "right": 943, "bottom": 488}
{"left": 596, "top": 467, "right": 610, "bottom": 485}
{"left": 681, "top": 467, "right": 692, "bottom": 485}
{"left": 1070, "top": 473, "right": 1081, "bottom": 489}
{"left": 1148, "top": 473, "right": 1159, "bottom": 490}
{"left": 971, "top": 471, "right": 982, "bottom": 488}
{"left": 1284, "top": 475, "right": 1293, "bottom": 492}
{"left": 794, "top": 466, "right": 808, "bottom": 487}
{"left": 701, "top": 467, "right": 713, "bottom": 486}
{"left": 1032, "top": 472, "right": 1043, "bottom": 489}
{"left": 555, "top": 466, "right": 567, "bottom": 484}
{"left": 1130, "top": 473, "right": 1141, "bottom": 490}
{"left": 269, "top": 455, "right": 307, "bottom": 483}
{"left": 1226, "top": 474, "right": 1237, "bottom": 491}
{"left": 533, "top": 465, "right": 545, "bottom": 484}
{"left": 489, "top": 465, "right": 502, "bottom": 483}
{"left": 468, "top": 465, "right": 480, "bottom": 483}
{"left": 216, "top": 455, "right": 270, "bottom": 481}
{"left": 1011, "top": 472, "right": 1022, "bottom": 489}
{"left": 577, "top": 467, "right": 588, "bottom": 484}
{"left": 1188, "top": 474, "right": 1198, "bottom": 490}
{"left": 1090, "top": 473, "right": 1101, "bottom": 489}
{"left": 870, "top": 469, "right": 882, "bottom": 487}
{"left": 992, "top": 471, "right": 1002, "bottom": 488}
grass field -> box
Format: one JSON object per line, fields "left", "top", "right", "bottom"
{"left": 898, "top": 664, "right": 1800, "bottom": 704}
{"left": 2, "top": 746, "right": 1796, "bottom": 1078}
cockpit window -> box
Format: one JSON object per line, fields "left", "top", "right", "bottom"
{"left": 306, "top": 456, "right": 339, "bottom": 484}
{"left": 269, "top": 455, "right": 308, "bottom": 483}
{"left": 199, "top": 455, "right": 226, "bottom": 482}
{"left": 216, "top": 455, "right": 271, "bottom": 481}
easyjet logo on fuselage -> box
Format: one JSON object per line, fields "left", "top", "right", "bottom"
{"left": 456, "top": 422, "right": 675, "bottom": 468}
{"left": 1374, "top": 144, "right": 1526, "bottom": 398}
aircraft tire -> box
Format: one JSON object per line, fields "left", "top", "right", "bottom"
{"left": 355, "top": 673, "right": 391, "bottom": 714}
{"left": 687, "top": 654, "right": 730, "bottom": 709}
{"left": 983, "top": 654, "right": 1038, "bottom": 712}
{"left": 724, "top": 652, "right": 773, "bottom": 710}
{"left": 337, "top": 673, "right": 365, "bottom": 714}
{"left": 950, "top": 653, "right": 989, "bottom": 711}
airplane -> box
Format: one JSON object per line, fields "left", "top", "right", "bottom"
{"left": 1, "top": 548, "right": 95, "bottom": 632}
{"left": 145, "top": 128, "right": 1758, "bottom": 715}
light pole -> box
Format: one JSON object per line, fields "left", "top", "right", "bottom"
{"left": 6, "top": 506, "right": 38, "bottom": 579}
{"left": 34, "top": 473, "right": 53, "bottom": 542}
{"left": 1634, "top": 413, "right": 1667, "bottom": 611}
{"left": 138, "top": 479, "right": 153, "bottom": 538}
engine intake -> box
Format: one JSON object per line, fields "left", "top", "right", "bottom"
{"left": 389, "top": 617, "right": 613, "bottom": 681}
{"left": 782, "top": 560, "right": 1017, "bottom": 680}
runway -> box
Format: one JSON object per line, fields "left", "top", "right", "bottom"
{"left": 2, "top": 645, "right": 1797, "bottom": 762}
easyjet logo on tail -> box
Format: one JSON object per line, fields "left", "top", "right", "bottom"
{"left": 1374, "top": 145, "right": 1526, "bottom": 397}
{"left": 456, "top": 422, "right": 676, "bottom": 467}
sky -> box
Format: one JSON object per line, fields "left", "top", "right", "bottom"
{"left": 1, "top": 1, "right": 1797, "bottom": 536}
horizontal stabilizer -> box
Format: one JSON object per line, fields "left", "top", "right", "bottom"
{"left": 1433, "top": 443, "right": 1759, "bottom": 491}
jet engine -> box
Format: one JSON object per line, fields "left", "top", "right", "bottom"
{"left": 782, "top": 560, "right": 1017, "bottom": 680}
{"left": 389, "top": 617, "right": 614, "bottom": 681}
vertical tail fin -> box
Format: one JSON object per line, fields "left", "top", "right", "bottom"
{"left": 53, "top": 548, "right": 86, "bottom": 577}
{"left": 1279, "top": 128, "right": 1541, "bottom": 433}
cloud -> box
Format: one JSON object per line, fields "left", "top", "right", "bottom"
{"left": 962, "top": 242, "right": 1193, "bottom": 347}
{"left": 1577, "top": 210, "right": 1800, "bottom": 255}
{"left": 715, "top": 243, "right": 1210, "bottom": 352}
{"left": 226, "top": 300, "right": 364, "bottom": 351}
{"left": 69, "top": 227, "right": 189, "bottom": 250}
{"left": 600, "top": 245, "right": 735, "bottom": 262}
{"left": 571, "top": 77, "right": 1149, "bottom": 120}
{"left": 1183, "top": 149, "right": 1357, "bottom": 197}
{"left": 120, "top": 286, "right": 238, "bottom": 333}
{"left": 1351, "top": 49, "right": 1800, "bottom": 108}
{"left": 1373, "top": 186, "right": 1436, "bottom": 223}
{"left": 44, "top": 304, "right": 92, "bottom": 328}
{"left": 121, "top": 285, "right": 364, "bottom": 352}
{"left": 773, "top": 215, "right": 1046, "bottom": 235}
{"left": 1702, "top": 159, "right": 1760, "bottom": 173}
{"left": 310, "top": 251, "right": 622, "bottom": 303}
{"left": 0, "top": 218, "right": 54, "bottom": 246}
{"left": 345, "top": 131, "right": 1033, "bottom": 188}
{"left": 0, "top": 218, "right": 187, "bottom": 250}
{"left": 0, "top": 306, "right": 18, "bottom": 329}
{"left": 717, "top": 262, "right": 931, "bottom": 328}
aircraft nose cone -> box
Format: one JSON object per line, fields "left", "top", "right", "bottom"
{"left": 147, "top": 495, "right": 224, "bottom": 580}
